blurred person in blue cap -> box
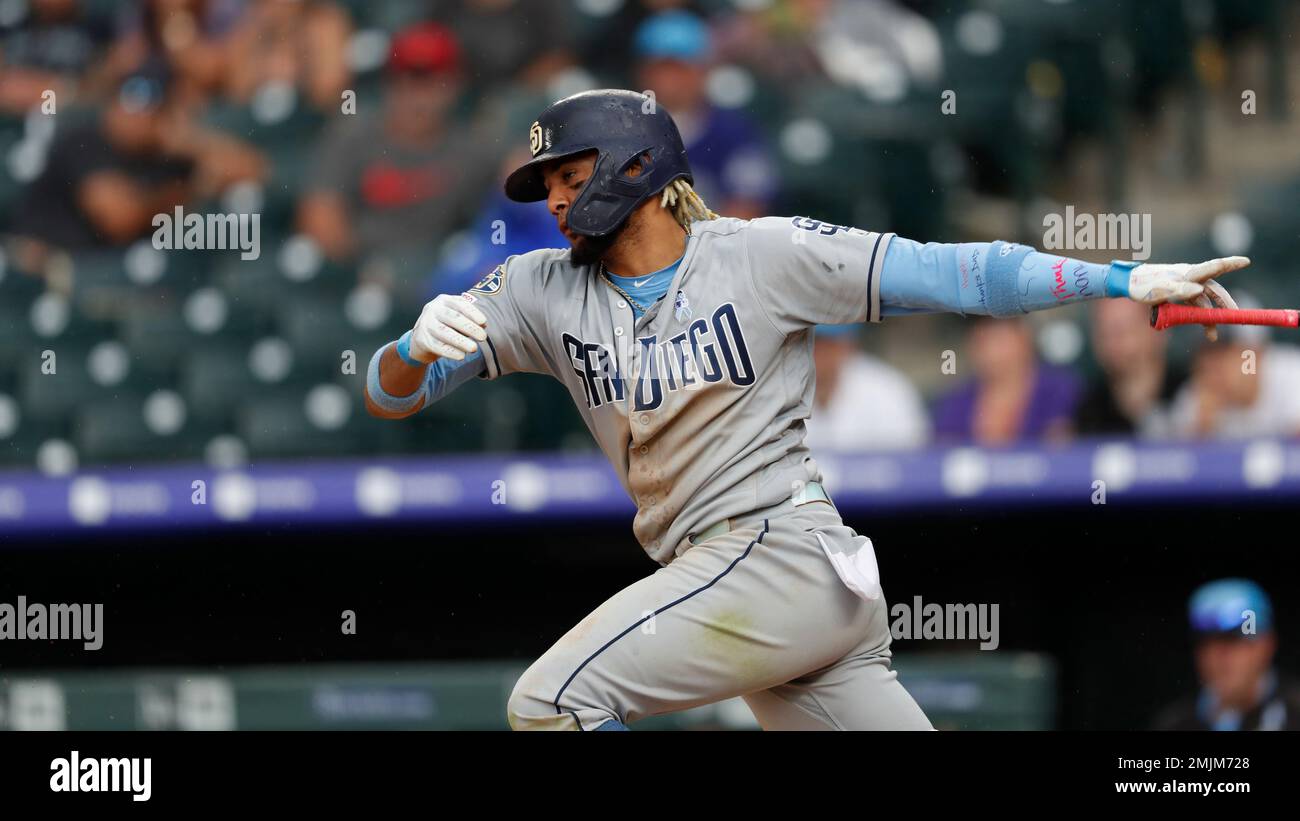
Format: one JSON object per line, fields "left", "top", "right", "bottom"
{"left": 633, "top": 10, "right": 777, "bottom": 220}
{"left": 579, "top": 0, "right": 706, "bottom": 80}
{"left": 1154, "top": 579, "right": 1300, "bottom": 730}
{"left": 805, "top": 323, "right": 928, "bottom": 452}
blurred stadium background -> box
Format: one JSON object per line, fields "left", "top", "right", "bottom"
{"left": 0, "top": 0, "right": 1297, "bottom": 730}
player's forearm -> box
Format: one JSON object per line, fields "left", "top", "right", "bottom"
{"left": 879, "top": 238, "right": 1132, "bottom": 318}
{"left": 365, "top": 343, "right": 428, "bottom": 419}
{"left": 364, "top": 334, "right": 486, "bottom": 419}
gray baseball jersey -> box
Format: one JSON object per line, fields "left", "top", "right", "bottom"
{"left": 463, "top": 215, "right": 894, "bottom": 566}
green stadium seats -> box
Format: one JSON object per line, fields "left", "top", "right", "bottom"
{"left": 509, "top": 374, "right": 594, "bottom": 453}
{"left": 74, "top": 393, "right": 213, "bottom": 466}
{"left": 236, "top": 387, "right": 367, "bottom": 460}
{"left": 0, "top": 282, "right": 42, "bottom": 373}
{"left": 181, "top": 342, "right": 302, "bottom": 426}
{"left": 17, "top": 345, "right": 97, "bottom": 418}
{"left": 213, "top": 251, "right": 297, "bottom": 315}
{"left": 276, "top": 296, "right": 399, "bottom": 378}
{"left": 338, "top": 0, "right": 429, "bottom": 32}
{"left": 119, "top": 299, "right": 203, "bottom": 371}
{"left": 0, "top": 407, "right": 68, "bottom": 469}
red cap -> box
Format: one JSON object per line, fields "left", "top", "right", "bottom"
{"left": 389, "top": 23, "right": 461, "bottom": 74}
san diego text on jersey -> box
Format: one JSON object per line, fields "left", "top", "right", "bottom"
{"left": 561, "top": 301, "right": 756, "bottom": 411}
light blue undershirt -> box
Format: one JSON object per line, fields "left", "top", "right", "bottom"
{"left": 878, "top": 237, "right": 1131, "bottom": 318}
{"left": 604, "top": 253, "right": 684, "bottom": 320}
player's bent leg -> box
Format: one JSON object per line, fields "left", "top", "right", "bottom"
{"left": 507, "top": 507, "right": 915, "bottom": 731}
{"left": 507, "top": 657, "right": 629, "bottom": 731}
{"left": 743, "top": 570, "right": 932, "bottom": 731}
{"left": 506, "top": 523, "right": 787, "bottom": 731}
{"left": 743, "top": 652, "right": 934, "bottom": 731}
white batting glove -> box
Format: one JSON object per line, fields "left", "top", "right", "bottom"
{"left": 408, "top": 294, "right": 489, "bottom": 363}
{"left": 1119, "top": 256, "right": 1249, "bottom": 342}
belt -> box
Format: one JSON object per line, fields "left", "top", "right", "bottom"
{"left": 688, "top": 481, "right": 833, "bottom": 545}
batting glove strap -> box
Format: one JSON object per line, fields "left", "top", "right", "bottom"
{"left": 1106, "top": 260, "right": 1139, "bottom": 299}
{"left": 394, "top": 329, "right": 424, "bottom": 367}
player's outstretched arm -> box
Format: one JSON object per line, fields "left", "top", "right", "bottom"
{"left": 364, "top": 294, "right": 488, "bottom": 420}
{"left": 878, "top": 237, "right": 1249, "bottom": 340}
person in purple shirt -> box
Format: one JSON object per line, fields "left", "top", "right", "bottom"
{"left": 933, "top": 317, "right": 1083, "bottom": 445}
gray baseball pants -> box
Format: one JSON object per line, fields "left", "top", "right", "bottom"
{"left": 507, "top": 503, "right": 932, "bottom": 730}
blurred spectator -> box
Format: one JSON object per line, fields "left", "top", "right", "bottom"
{"left": 804, "top": 324, "right": 929, "bottom": 452}
{"left": 436, "top": 0, "right": 574, "bottom": 92}
{"left": 1075, "top": 298, "right": 1185, "bottom": 437}
{"left": 716, "top": 0, "right": 942, "bottom": 100}
{"left": 1161, "top": 320, "right": 1300, "bottom": 440}
{"left": 222, "top": 0, "right": 352, "bottom": 113}
{"left": 295, "top": 23, "right": 500, "bottom": 275}
{"left": 1154, "top": 579, "right": 1300, "bottom": 730}
{"left": 933, "top": 318, "right": 1081, "bottom": 445}
{"left": 0, "top": 0, "right": 116, "bottom": 115}
{"left": 425, "top": 146, "right": 565, "bottom": 298}
{"left": 633, "top": 10, "right": 777, "bottom": 219}
{"left": 14, "top": 67, "right": 265, "bottom": 251}
{"left": 95, "top": 0, "right": 245, "bottom": 111}
{"left": 581, "top": 0, "right": 708, "bottom": 81}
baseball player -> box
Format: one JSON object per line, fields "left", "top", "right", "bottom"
{"left": 365, "top": 90, "right": 1248, "bottom": 730}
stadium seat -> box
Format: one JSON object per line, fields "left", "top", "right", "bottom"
{"left": 181, "top": 342, "right": 305, "bottom": 426}
{"left": 338, "top": 0, "right": 429, "bottom": 32}
{"left": 74, "top": 394, "right": 212, "bottom": 465}
{"left": 118, "top": 297, "right": 201, "bottom": 370}
{"left": 236, "top": 388, "right": 367, "bottom": 460}
{"left": 17, "top": 345, "right": 97, "bottom": 419}
{"left": 509, "top": 374, "right": 595, "bottom": 453}
{"left": 277, "top": 296, "right": 400, "bottom": 377}
{"left": 0, "top": 281, "right": 43, "bottom": 373}
{"left": 0, "top": 409, "right": 69, "bottom": 469}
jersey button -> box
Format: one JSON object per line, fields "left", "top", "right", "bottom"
{"left": 617, "top": 300, "right": 628, "bottom": 310}
{"left": 614, "top": 327, "right": 624, "bottom": 337}
{"left": 638, "top": 414, "right": 650, "bottom": 426}
{"left": 639, "top": 445, "right": 649, "bottom": 454}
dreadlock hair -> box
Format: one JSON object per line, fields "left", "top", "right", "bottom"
{"left": 660, "top": 178, "right": 718, "bottom": 229}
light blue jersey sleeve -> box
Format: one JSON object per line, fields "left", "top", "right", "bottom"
{"left": 878, "top": 237, "right": 1134, "bottom": 318}
{"left": 424, "top": 350, "right": 487, "bottom": 401}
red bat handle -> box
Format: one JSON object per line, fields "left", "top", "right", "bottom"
{"left": 1152, "top": 304, "right": 1300, "bottom": 331}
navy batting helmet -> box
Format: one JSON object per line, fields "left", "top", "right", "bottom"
{"left": 504, "top": 89, "right": 693, "bottom": 238}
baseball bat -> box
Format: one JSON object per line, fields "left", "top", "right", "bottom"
{"left": 1151, "top": 304, "right": 1300, "bottom": 331}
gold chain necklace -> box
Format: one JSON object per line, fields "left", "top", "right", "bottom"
{"left": 599, "top": 264, "right": 651, "bottom": 314}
